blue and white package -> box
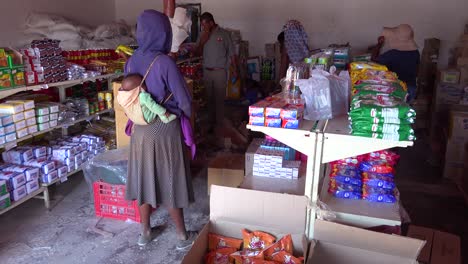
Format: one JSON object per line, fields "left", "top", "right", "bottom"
{"left": 330, "top": 190, "right": 362, "bottom": 200}
{"left": 2, "top": 165, "right": 40, "bottom": 181}
{"left": 331, "top": 176, "right": 363, "bottom": 187}
{"left": 26, "top": 179, "right": 40, "bottom": 194}
{"left": 24, "top": 158, "right": 56, "bottom": 174}
{"left": 0, "top": 172, "right": 26, "bottom": 190}
{"left": 2, "top": 149, "right": 34, "bottom": 165}
{"left": 41, "top": 170, "right": 58, "bottom": 184}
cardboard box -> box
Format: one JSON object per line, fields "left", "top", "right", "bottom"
{"left": 113, "top": 81, "right": 130, "bottom": 148}
{"left": 449, "top": 111, "right": 468, "bottom": 140}
{"left": 240, "top": 175, "right": 306, "bottom": 195}
{"left": 459, "top": 66, "right": 468, "bottom": 85}
{"left": 182, "top": 185, "right": 309, "bottom": 264}
{"left": 407, "top": 225, "right": 461, "bottom": 264}
{"left": 307, "top": 220, "right": 425, "bottom": 264}
{"left": 207, "top": 154, "right": 244, "bottom": 194}
{"left": 245, "top": 138, "right": 263, "bottom": 177}
{"left": 457, "top": 57, "right": 468, "bottom": 67}
{"left": 440, "top": 69, "right": 460, "bottom": 84}
{"left": 435, "top": 83, "right": 465, "bottom": 105}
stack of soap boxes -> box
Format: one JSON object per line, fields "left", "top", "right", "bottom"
{"left": 253, "top": 144, "right": 301, "bottom": 180}
{"left": 35, "top": 103, "right": 60, "bottom": 131}
{"left": 0, "top": 100, "right": 36, "bottom": 144}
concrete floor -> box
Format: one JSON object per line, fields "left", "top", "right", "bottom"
{"left": 0, "top": 135, "right": 466, "bottom": 263}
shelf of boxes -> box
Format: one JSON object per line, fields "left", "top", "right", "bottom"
{"left": 41, "top": 168, "right": 83, "bottom": 187}
{"left": 317, "top": 165, "right": 402, "bottom": 228}
{"left": 246, "top": 115, "right": 416, "bottom": 238}
{"left": 0, "top": 187, "right": 46, "bottom": 216}
{"left": 0, "top": 73, "right": 123, "bottom": 100}
{"left": 0, "top": 109, "right": 113, "bottom": 150}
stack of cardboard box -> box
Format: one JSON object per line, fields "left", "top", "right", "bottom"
{"left": 444, "top": 111, "right": 468, "bottom": 186}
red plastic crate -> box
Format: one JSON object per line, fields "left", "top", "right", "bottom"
{"left": 93, "top": 181, "right": 141, "bottom": 222}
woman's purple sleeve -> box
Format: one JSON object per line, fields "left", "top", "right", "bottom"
{"left": 124, "top": 60, "right": 134, "bottom": 136}
{"left": 164, "top": 59, "right": 192, "bottom": 117}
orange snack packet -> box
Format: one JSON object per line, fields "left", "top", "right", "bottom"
{"left": 209, "top": 233, "right": 243, "bottom": 251}
{"left": 230, "top": 250, "right": 264, "bottom": 264}
{"left": 242, "top": 229, "right": 276, "bottom": 251}
{"left": 250, "top": 261, "right": 280, "bottom": 264}
{"left": 263, "top": 235, "right": 293, "bottom": 260}
{"left": 205, "top": 247, "right": 238, "bottom": 264}
{"left": 271, "top": 251, "right": 303, "bottom": 264}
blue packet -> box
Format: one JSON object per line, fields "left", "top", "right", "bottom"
{"left": 331, "top": 176, "right": 363, "bottom": 187}
{"left": 330, "top": 190, "right": 362, "bottom": 200}
{"left": 364, "top": 180, "right": 395, "bottom": 190}
{"left": 364, "top": 193, "right": 397, "bottom": 203}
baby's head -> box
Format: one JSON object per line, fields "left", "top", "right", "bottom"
{"left": 121, "top": 74, "right": 147, "bottom": 91}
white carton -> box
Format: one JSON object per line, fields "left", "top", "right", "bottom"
{"left": 307, "top": 220, "right": 425, "bottom": 264}
{"left": 26, "top": 117, "right": 36, "bottom": 126}
{"left": 23, "top": 109, "right": 35, "bottom": 119}
{"left": 14, "top": 120, "right": 27, "bottom": 131}
{"left": 10, "top": 185, "right": 27, "bottom": 201}
{"left": 26, "top": 179, "right": 40, "bottom": 194}
{"left": 182, "top": 185, "right": 309, "bottom": 264}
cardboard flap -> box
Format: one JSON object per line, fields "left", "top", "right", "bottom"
{"left": 314, "top": 220, "right": 425, "bottom": 260}
{"left": 210, "top": 185, "right": 308, "bottom": 234}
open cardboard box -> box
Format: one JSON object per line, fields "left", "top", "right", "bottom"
{"left": 307, "top": 220, "right": 425, "bottom": 264}
{"left": 182, "top": 185, "right": 309, "bottom": 263}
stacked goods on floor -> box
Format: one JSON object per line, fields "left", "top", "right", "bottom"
{"left": 328, "top": 149, "right": 400, "bottom": 203}
{"left": 0, "top": 48, "right": 25, "bottom": 89}
{"left": 249, "top": 96, "right": 304, "bottom": 129}
{"left": 206, "top": 230, "right": 303, "bottom": 264}
{"left": 253, "top": 138, "right": 300, "bottom": 180}
{"left": 348, "top": 62, "right": 416, "bottom": 141}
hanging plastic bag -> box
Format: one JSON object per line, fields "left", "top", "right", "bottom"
{"left": 296, "top": 72, "right": 332, "bottom": 120}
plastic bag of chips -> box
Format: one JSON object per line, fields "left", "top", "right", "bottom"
{"left": 329, "top": 181, "right": 362, "bottom": 193}
{"left": 242, "top": 229, "right": 276, "bottom": 251}
{"left": 330, "top": 189, "right": 362, "bottom": 200}
{"left": 330, "top": 155, "right": 366, "bottom": 167}
{"left": 351, "top": 122, "right": 414, "bottom": 135}
{"left": 263, "top": 234, "right": 293, "bottom": 260}
{"left": 231, "top": 250, "right": 264, "bottom": 264}
{"left": 271, "top": 250, "right": 303, "bottom": 264}
{"left": 209, "top": 233, "right": 243, "bottom": 251}
{"left": 329, "top": 166, "right": 360, "bottom": 178}
{"left": 365, "top": 150, "right": 400, "bottom": 166}
{"left": 205, "top": 247, "right": 238, "bottom": 264}
{"left": 359, "top": 161, "right": 394, "bottom": 174}
{"left": 349, "top": 101, "right": 416, "bottom": 119}
{"left": 330, "top": 176, "right": 363, "bottom": 187}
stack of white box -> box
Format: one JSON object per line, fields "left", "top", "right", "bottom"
{"left": 252, "top": 148, "right": 301, "bottom": 179}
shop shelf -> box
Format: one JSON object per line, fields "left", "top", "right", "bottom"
{"left": 0, "top": 109, "right": 113, "bottom": 150}
{"left": 319, "top": 171, "right": 401, "bottom": 228}
{"left": 0, "top": 187, "right": 45, "bottom": 216}
{"left": 246, "top": 120, "right": 319, "bottom": 156}
{"left": 322, "top": 116, "right": 414, "bottom": 163}
{"left": 0, "top": 73, "right": 123, "bottom": 100}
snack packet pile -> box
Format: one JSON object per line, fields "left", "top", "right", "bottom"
{"left": 328, "top": 149, "right": 400, "bottom": 203}
{"left": 205, "top": 231, "right": 303, "bottom": 264}
{"left": 348, "top": 62, "right": 416, "bottom": 141}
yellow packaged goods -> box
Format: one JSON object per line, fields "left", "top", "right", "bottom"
{"left": 350, "top": 62, "right": 388, "bottom": 72}
{"left": 6, "top": 100, "right": 35, "bottom": 110}
{"left": 0, "top": 103, "right": 24, "bottom": 114}
{"left": 209, "top": 233, "right": 243, "bottom": 251}
{"left": 242, "top": 229, "right": 276, "bottom": 251}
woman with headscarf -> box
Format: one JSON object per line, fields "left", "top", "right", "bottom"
{"left": 124, "top": 10, "right": 196, "bottom": 248}
{"left": 278, "top": 20, "right": 310, "bottom": 79}
{"left": 375, "top": 24, "right": 420, "bottom": 103}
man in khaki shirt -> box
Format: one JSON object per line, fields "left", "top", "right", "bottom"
{"left": 196, "top": 12, "right": 238, "bottom": 135}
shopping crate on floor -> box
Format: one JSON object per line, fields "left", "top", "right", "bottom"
{"left": 93, "top": 181, "right": 141, "bottom": 222}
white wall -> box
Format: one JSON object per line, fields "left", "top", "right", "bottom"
{"left": 0, "top": 0, "right": 115, "bottom": 47}
{"left": 102, "top": 1, "right": 468, "bottom": 67}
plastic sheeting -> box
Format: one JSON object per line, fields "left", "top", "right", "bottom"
{"left": 296, "top": 70, "right": 350, "bottom": 121}
{"left": 83, "top": 147, "right": 129, "bottom": 186}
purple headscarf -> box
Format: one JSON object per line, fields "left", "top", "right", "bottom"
{"left": 124, "top": 10, "right": 195, "bottom": 158}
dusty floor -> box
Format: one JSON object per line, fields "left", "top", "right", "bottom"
{"left": 0, "top": 135, "right": 467, "bottom": 263}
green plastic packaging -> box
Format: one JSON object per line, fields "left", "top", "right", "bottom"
{"left": 351, "top": 122, "right": 414, "bottom": 134}
{"left": 351, "top": 130, "right": 416, "bottom": 141}
{"left": 350, "top": 101, "right": 416, "bottom": 119}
